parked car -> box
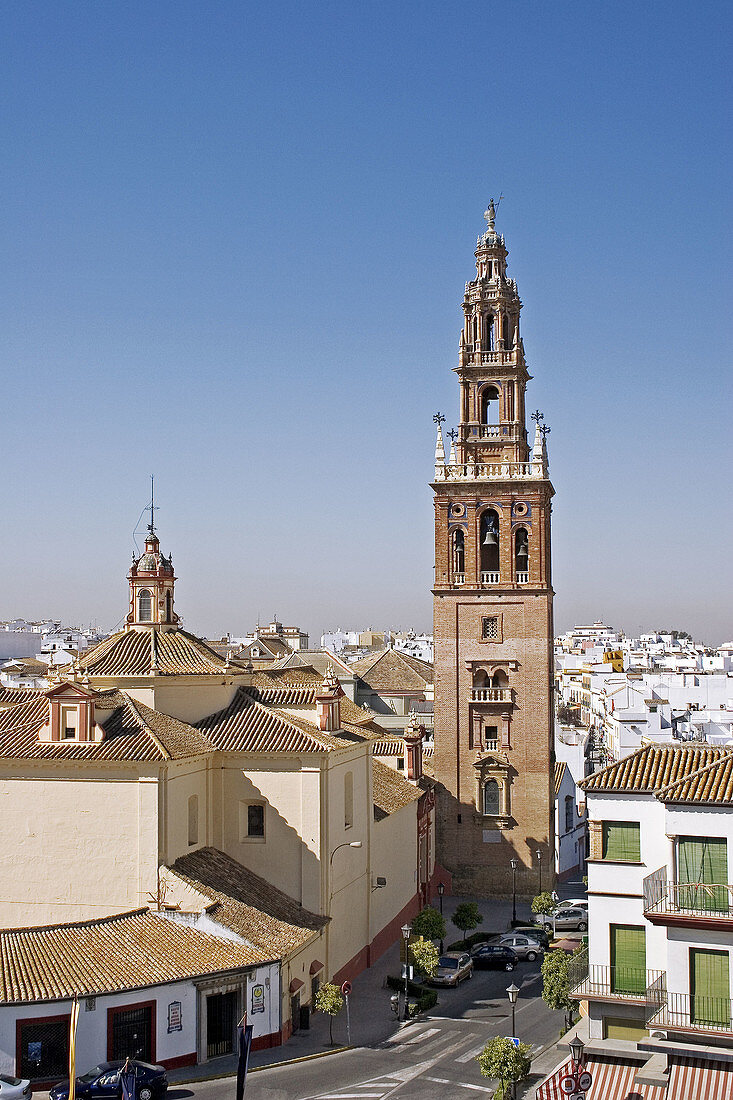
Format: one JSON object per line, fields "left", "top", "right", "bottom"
{"left": 470, "top": 944, "right": 519, "bottom": 971}
{"left": 0, "top": 1076, "right": 32, "bottom": 1100}
{"left": 560, "top": 898, "right": 588, "bottom": 911}
{"left": 50, "top": 1061, "right": 168, "bottom": 1100}
{"left": 542, "top": 906, "right": 588, "bottom": 933}
{"left": 431, "top": 951, "right": 474, "bottom": 986}
{"left": 509, "top": 925, "right": 551, "bottom": 948}
{"left": 497, "top": 933, "right": 544, "bottom": 961}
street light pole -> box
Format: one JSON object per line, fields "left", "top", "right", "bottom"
{"left": 507, "top": 983, "right": 520, "bottom": 1100}
{"left": 510, "top": 858, "right": 518, "bottom": 925}
{"left": 437, "top": 882, "right": 445, "bottom": 954}
{"left": 401, "top": 922, "right": 412, "bottom": 1021}
{"left": 536, "top": 848, "right": 542, "bottom": 896}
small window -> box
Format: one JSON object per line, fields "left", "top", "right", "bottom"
{"left": 344, "top": 771, "right": 354, "bottom": 829}
{"left": 485, "top": 724, "right": 498, "bottom": 747}
{"left": 482, "top": 617, "right": 499, "bottom": 640}
{"left": 602, "top": 821, "right": 640, "bottom": 862}
{"left": 247, "top": 804, "right": 265, "bottom": 838}
{"left": 565, "top": 795, "right": 573, "bottom": 834}
{"left": 188, "top": 794, "right": 199, "bottom": 846}
{"left": 60, "top": 705, "right": 78, "bottom": 739}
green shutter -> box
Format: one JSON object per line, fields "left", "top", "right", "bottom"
{"left": 691, "top": 949, "right": 730, "bottom": 1027}
{"left": 610, "top": 925, "right": 646, "bottom": 994}
{"left": 678, "top": 837, "right": 728, "bottom": 912}
{"left": 602, "top": 822, "right": 641, "bottom": 862}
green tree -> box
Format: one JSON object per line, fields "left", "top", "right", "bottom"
{"left": 314, "top": 982, "right": 344, "bottom": 1045}
{"left": 476, "top": 1035, "right": 532, "bottom": 1100}
{"left": 541, "top": 947, "right": 579, "bottom": 1030}
{"left": 451, "top": 901, "right": 483, "bottom": 946}
{"left": 409, "top": 936, "right": 439, "bottom": 978}
{"left": 411, "top": 905, "right": 446, "bottom": 943}
{"left": 531, "top": 891, "right": 556, "bottom": 916}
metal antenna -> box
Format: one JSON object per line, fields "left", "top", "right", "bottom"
{"left": 148, "top": 475, "right": 159, "bottom": 535}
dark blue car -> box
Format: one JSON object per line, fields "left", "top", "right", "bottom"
{"left": 49, "top": 1061, "right": 167, "bottom": 1100}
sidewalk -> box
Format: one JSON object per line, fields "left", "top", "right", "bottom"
{"left": 169, "top": 886, "right": 583, "bottom": 1083}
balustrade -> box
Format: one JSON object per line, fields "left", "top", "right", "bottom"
{"left": 481, "top": 571, "right": 500, "bottom": 584}
{"left": 470, "top": 688, "right": 511, "bottom": 703}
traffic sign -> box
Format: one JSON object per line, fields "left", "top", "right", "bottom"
{"left": 559, "top": 1074, "right": 577, "bottom": 1095}
{"left": 508, "top": 1037, "right": 520, "bottom": 1048}
{"left": 341, "top": 980, "right": 352, "bottom": 996}
{"left": 577, "top": 1070, "right": 593, "bottom": 1091}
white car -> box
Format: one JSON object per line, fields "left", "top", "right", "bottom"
{"left": 0, "top": 1076, "right": 31, "bottom": 1100}
{"left": 560, "top": 898, "right": 588, "bottom": 910}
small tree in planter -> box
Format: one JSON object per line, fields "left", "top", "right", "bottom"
{"left": 314, "top": 982, "right": 344, "bottom": 1045}
{"left": 541, "top": 947, "right": 579, "bottom": 1031}
{"left": 409, "top": 936, "right": 439, "bottom": 980}
{"left": 452, "top": 901, "right": 483, "bottom": 947}
{"left": 411, "top": 905, "right": 446, "bottom": 943}
{"left": 531, "top": 892, "right": 556, "bottom": 921}
{"left": 476, "top": 1035, "right": 532, "bottom": 1100}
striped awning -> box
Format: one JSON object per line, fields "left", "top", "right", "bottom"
{"left": 536, "top": 1055, "right": 733, "bottom": 1099}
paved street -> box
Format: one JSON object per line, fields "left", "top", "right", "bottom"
{"left": 170, "top": 955, "right": 560, "bottom": 1100}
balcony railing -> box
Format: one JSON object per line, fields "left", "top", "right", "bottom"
{"left": 434, "top": 462, "right": 543, "bottom": 482}
{"left": 460, "top": 348, "right": 516, "bottom": 365}
{"left": 485, "top": 738, "right": 499, "bottom": 751}
{"left": 481, "top": 571, "right": 500, "bottom": 584}
{"left": 644, "top": 868, "right": 733, "bottom": 922}
{"left": 515, "top": 571, "right": 529, "bottom": 584}
{"left": 470, "top": 688, "right": 511, "bottom": 703}
{"left": 646, "top": 989, "right": 733, "bottom": 1035}
{"left": 452, "top": 573, "right": 465, "bottom": 586}
{"left": 569, "top": 949, "right": 664, "bottom": 1002}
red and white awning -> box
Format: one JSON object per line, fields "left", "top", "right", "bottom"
{"left": 536, "top": 1055, "right": 733, "bottom": 1100}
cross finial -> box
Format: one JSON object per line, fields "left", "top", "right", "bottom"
{"left": 540, "top": 423, "right": 551, "bottom": 438}
{"left": 433, "top": 412, "right": 446, "bottom": 427}
{"left": 147, "top": 474, "right": 159, "bottom": 536}
{"left": 447, "top": 428, "right": 458, "bottom": 443}
{"left": 531, "top": 410, "right": 544, "bottom": 425}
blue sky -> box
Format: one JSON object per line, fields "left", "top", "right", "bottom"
{"left": 0, "top": 1, "right": 730, "bottom": 644}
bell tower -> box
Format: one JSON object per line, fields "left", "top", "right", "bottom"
{"left": 127, "top": 482, "right": 179, "bottom": 630}
{"left": 432, "top": 202, "right": 555, "bottom": 897}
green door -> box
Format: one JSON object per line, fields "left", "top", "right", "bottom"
{"left": 610, "top": 925, "right": 646, "bottom": 994}
{"left": 678, "top": 837, "right": 728, "bottom": 912}
{"left": 690, "top": 949, "right": 730, "bottom": 1028}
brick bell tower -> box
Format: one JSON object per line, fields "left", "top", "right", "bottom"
{"left": 432, "top": 200, "right": 555, "bottom": 898}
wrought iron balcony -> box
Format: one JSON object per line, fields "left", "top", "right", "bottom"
{"left": 568, "top": 948, "right": 664, "bottom": 1003}
{"left": 643, "top": 867, "right": 733, "bottom": 928}
{"left": 470, "top": 688, "right": 511, "bottom": 703}
{"left": 646, "top": 987, "right": 733, "bottom": 1036}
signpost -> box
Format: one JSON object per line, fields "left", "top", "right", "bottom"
{"left": 341, "top": 981, "right": 352, "bottom": 1046}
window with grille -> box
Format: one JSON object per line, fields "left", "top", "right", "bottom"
{"left": 483, "top": 779, "right": 500, "bottom": 816}
{"left": 602, "top": 821, "right": 640, "bottom": 861}
{"left": 482, "top": 617, "right": 498, "bottom": 640}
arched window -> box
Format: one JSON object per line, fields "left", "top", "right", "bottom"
{"left": 138, "top": 589, "right": 152, "bottom": 622}
{"left": 473, "top": 669, "right": 490, "bottom": 689}
{"left": 515, "top": 528, "right": 529, "bottom": 580}
{"left": 491, "top": 670, "right": 508, "bottom": 689}
{"left": 480, "top": 386, "right": 500, "bottom": 425}
{"left": 483, "top": 779, "right": 500, "bottom": 816}
{"left": 451, "top": 529, "right": 465, "bottom": 577}
{"left": 165, "top": 590, "right": 173, "bottom": 621}
{"left": 344, "top": 771, "right": 353, "bottom": 829}
{"left": 485, "top": 314, "right": 495, "bottom": 350}
{"left": 480, "top": 509, "right": 500, "bottom": 577}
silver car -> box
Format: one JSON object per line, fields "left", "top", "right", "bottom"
{"left": 0, "top": 1076, "right": 31, "bottom": 1100}
{"left": 498, "top": 933, "right": 544, "bottom": 961}
{"left": 431, "top": 951, "right": 474, "bottom": 986}
{"left": 542, "top": 906, "right": 588, "bottom": 933}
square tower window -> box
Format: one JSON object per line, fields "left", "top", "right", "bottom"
{"left": 482, "top": 617, "right": 499, "bottom": 640}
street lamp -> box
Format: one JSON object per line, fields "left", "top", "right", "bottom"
{"left": 510, "top": 858, "right": 518, "bottom": 925}
{"left": 437, "top": 882, "right": 445, "bottom": 953}
{"left": 329, "top": 840, "right": 362, "bottom": 867}
{"left": 568, "top": 1034, "right": 585, "bottom": 1070}
{"left": 536, "top": 848, "right": 542, "bottom": 895}
{"left": 507, "top": 983, "right": 520, "bottom": 1100}
{"left": 401, "top": 922, "right": 412, "bottom": 1021}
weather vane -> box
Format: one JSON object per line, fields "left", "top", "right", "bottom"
{"left": 433, "top": 412, "right": 446, "bottom": 427}
{"left": 147, "top": 474, "right": 159, "bottom": 535}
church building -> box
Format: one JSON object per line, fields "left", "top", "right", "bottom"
{"left": 432, "top": 202, "right": 555, "bottom": 897}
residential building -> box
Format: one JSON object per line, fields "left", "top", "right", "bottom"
{"left": 351, "top": 648, "right": 434, "bottom": 732}
{"left": 432, "top": 201, "right": 555, "bottom": 896}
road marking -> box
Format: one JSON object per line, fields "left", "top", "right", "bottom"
{"left": 456, "top": 1040, "right": 488, "bottom": 1063}
{"left": 424, "top": 1077, "right": 492, "bottom": 1093}
{"left": 403, "top": 1027, "right": 440, "bottom": 1044}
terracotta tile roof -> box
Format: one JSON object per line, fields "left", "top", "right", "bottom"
{"left": 352, "top": 648, "right": 433, "bottom": 693}
{"left": 195, "top": 688, "right": 355, "bottom": 753}
{"left": 372, "top": 759, "right": 422, "bottom": 820}
{"left": 169, "top": 848, "right": 327, "bottom": 956}
{"left": 554, "top": 761, "right": 568, "bottom": 796}
{"left": 77, "top": 627, "right": 241, "bottom": 677}
{"left": 0, "top": 686, "right": 43, "bottom": 707}
{"left": 371, "top": 738, "right": 405, "bottom": 756}
{"left": 580, "top": 744, "right": 731, "bottom": 794}
{"left": 274, "top": 651, "right": 355, "bottom": 677}
{"left": 656, "top": 753, "right": 733, "bottom": 804}
{"left": 0, "top": 908, "right": 267, "bottom": 1004}
{"left": 0, "top": 690, "right": 210, "bottom": 762}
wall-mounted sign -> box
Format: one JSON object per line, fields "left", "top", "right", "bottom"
{"left": 252, "top": 984, "right": 265, "bottom": 1014}
{"left": 167, "top": 1001, "right": 182, "bottom": 1033}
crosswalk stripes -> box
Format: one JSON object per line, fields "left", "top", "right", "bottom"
{"left": 402, "top": 1027, "right": 440, "bottom": 1044}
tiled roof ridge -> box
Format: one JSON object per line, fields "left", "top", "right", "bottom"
{"left": 198, "top": 686, "right": 334, "bottom": 752}
{"left": 656, "top": 752, "right": 733, "bottom": 802}
{"left": 261, "top": 700, "right": 362, "bottom": 748}
{"left": 122, "top": 694, "right": 172, "bottom": 759}
{"left": 580, "top": 742, "right": 731, "bottom": 792}
{"left": 0, "top": 907, "right": 150, "bottom": 937}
